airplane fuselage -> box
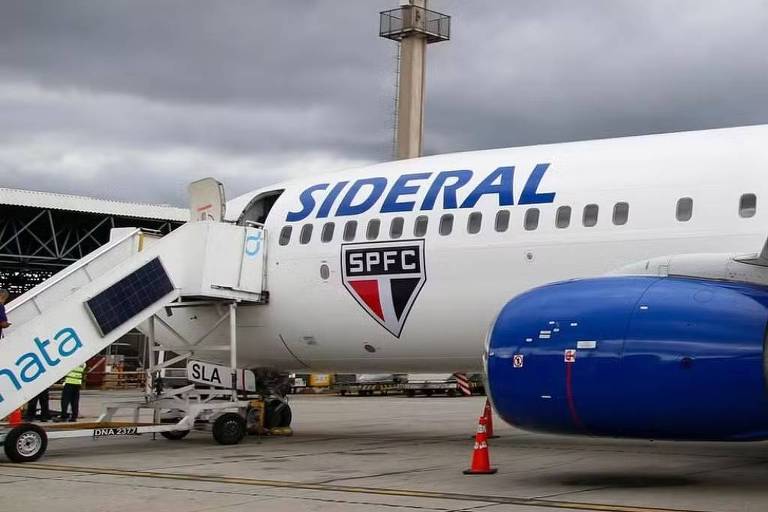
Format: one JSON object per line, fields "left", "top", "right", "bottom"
{"left": 155, "top": 125, "right": 768, "bottom": 373}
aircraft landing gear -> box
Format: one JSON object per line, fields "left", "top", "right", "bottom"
{"left": 264, "top": 397, "right": 292, "bottom": 429}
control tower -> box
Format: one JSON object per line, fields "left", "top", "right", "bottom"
{"left": 380, "top": 1, "right": 450, "bottom": 160}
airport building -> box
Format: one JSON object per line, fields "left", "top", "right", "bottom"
{"left": 0, "top": 187, "right": 187, "bottom": 296}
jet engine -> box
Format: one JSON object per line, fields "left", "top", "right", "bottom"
{"left": 485, "top": 276, "right": 768, "bottom": 440}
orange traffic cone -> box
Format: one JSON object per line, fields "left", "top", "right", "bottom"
{"left": 483, "top": 399, "right": 499, "bottom": 439}
{"left": 463, "top": 413, "right": 497, "bottom": 475}
{"left": 8, "top": 408, "right": 22, "bottom": 426}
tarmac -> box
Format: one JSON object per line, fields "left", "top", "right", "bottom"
{"left": 1, "top": 391, "right": 768, "bottom": 512}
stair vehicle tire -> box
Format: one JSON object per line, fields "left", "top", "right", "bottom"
{"left": 161, "top": 429, "right": 190, "bottom": 440}
{"left": 212, "top": 413, "right": 247, "bottom": 445}
{"left": 4, "top": 424, "right": 48, "bottom": 463}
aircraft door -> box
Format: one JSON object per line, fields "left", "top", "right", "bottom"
{"left": 189, "top": 178, "right": 226, "bottom": 222}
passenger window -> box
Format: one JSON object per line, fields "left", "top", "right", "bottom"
{"left": 583, "top": 204, "right": 599, "bottom": 227}
{"left": 524, "top": 208, "right": 540, "bottom": 231}
{"left": 439, "top": 214, "right": 454, "bottom": 236}
{"left": 299, "top": 224, "right": 313, "bottom": 244}
{"left": 279, "top": 225, "right": 292, "bottom": 246}
{"left": 495, "top": 210, "right": 510, "bottom": 232}
{"left": 321, "top": 222, "right": 335, "bottom": 243}
{"left": 613, "top": 202, "right": 629, "bottom": 225}
{"left": 343, "top": 220, "right": 357, "bottom": 241}
{"left": 555, "top": 206, "right": 571, "bottom": 229}
{"left": 467, "top": 212, "right": 482, "bottom": 234}
{"left": 366, "top": 219, "right": 380, "bottom": 240}
{"left": 390, "top": 217, "right": 404, "bottom": 239}
{"left": 676, "top": 197, "right": 693, "bottom": 222}
{"left": 414, "top": 215, "right": 428, "bottom": 237}
{"left": 740, "top": 193, "right": 757, "bottom": 218}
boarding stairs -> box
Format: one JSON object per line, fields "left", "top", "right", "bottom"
{"left": 0, "top": 220, "right": 267, "bottom": 419}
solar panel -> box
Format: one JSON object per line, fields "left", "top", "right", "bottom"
{"left": 86, "top": 257, "right": 174, "bottom": 336}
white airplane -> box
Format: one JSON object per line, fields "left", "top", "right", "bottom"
{"left": 5, "top": 124, "right": 768, "bottom": 442}
{"left": 187, "top": 123, "right": 764, "bottom": 366}
{"left": 146, "top": 123, "right": 768, "bottom": 441}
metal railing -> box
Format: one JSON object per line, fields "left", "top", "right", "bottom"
{"left": 379, "top": 6, "right": 450, "bottom": 44}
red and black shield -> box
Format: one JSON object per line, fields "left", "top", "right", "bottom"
{"left": 341, "top": 240, "right": 426, "bottom": 338}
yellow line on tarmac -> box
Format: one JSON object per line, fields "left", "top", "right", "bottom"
{"left": 14, "top": 463, "right": 707, "bottom": 512}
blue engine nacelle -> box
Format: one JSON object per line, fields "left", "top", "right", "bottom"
{"left": 485, "top": 276, "right": 768, "bottom": 441}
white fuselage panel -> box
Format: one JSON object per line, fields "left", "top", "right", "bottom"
{"left": 153, "top": 125, "right": 768, "bottom": 372}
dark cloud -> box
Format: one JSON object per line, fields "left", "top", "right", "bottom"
{"left": 1, "top": 1, "right": 767, "bottom": 205}
{"left": 426, "top": 1, "right": 768, "bottom": 151}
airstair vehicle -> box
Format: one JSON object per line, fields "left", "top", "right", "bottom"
{"left": 0, "top": 179, "right": 278, "bottom": 462}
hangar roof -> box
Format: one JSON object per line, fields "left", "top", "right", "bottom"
{"left": 0, "top": 187, "right": 189, "bottom": 221}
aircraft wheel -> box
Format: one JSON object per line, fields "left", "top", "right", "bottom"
{"left": 212, "top": 413, "right": 246, "bottom": 445}
{"left": 278, "top": 403, "right": 293, "bottom": 428}
{"left": 4, "top": 424, "right": 47, "bottom": 463}
{"left": 264, "top": 398, "right": 292, "bottom": 429}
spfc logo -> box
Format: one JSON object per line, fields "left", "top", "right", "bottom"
{"left": 341, "top": 240, "right": 426, "bottom": 338}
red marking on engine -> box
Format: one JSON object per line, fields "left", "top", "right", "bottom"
{"left": 565, "top": 363, "right": 585, "bottom": 430}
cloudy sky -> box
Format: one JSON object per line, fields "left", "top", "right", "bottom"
{"left": 1, "top": 1, "right": 767, "bottom": 206}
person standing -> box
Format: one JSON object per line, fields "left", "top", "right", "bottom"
{"left": 0, "top": 288, "right": 11, "bottom": 338}
{"left": 58, "top": 363, "right": 86, "bottom": 422}
{"left": 25, "top": 389, "right": 51, "bottom": 422}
